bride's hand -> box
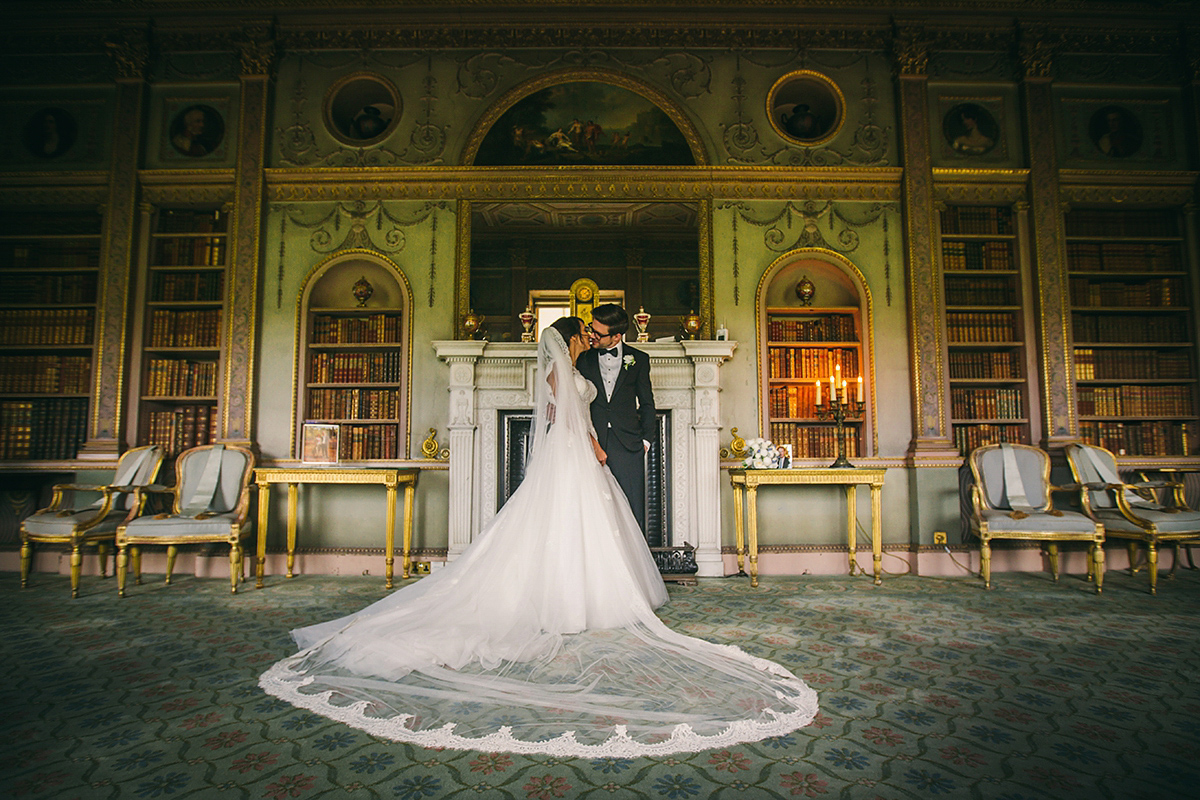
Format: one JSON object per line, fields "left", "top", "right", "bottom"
{"left": 591, "top": 437, "right": 607, "bottom": 465}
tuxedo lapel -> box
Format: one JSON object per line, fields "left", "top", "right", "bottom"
{"left": 609, "top": 348, "right": 630, "bottom": 399}
{"left": 578, "top": 350, "right": 606, "bottom": 404}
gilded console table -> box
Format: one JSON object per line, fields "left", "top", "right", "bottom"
{"left": 253, "top": 467, "right": 418, "bottom": 590}
{"left": 728, "top": 468, "right": 886, "bottom": 587}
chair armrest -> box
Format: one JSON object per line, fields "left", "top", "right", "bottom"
{"left": 136, "top": 484, "right": 175, "bottom": 495}
{"left": 51, "top": 482, "right": 109, "bottom": 494}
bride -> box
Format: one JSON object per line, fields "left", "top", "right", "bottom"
{"left": 260, "top": 316, "right": 818, "bottom": 757}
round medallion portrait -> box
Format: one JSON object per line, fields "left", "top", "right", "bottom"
{"left": 767, "top": 70, "right": 845, "bottom": 146}
{"left": 169, "top": 104, "right": 225, "bottom": 158}
{"left": 1088, "top": 105, "right": 1142, "bottom": 159}
{"left": 324, "top": 73, "right": 401, "bottom": 146}
{"left": 943, "top": 103, "right": 1000, "bottom": 157}
{"left": 23, "top": 107, "right": 77, "bottom": 159}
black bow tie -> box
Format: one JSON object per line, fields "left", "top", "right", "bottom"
{"left": 602, "top": 347, "right": 619, "bottom": 357}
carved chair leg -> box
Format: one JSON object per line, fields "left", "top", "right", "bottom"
{"left": 981, "top": 539, "right": 993, "bottom": 589}
{"left": 70, "top": 545, "right": 83, "bottom": 599}
{"left": 1147, "top": 543, "right": 1159, "bottom": 595}
{"left": 1046, "top": 543, "right": 1060, "bottom": 582}
{"left": 1127, "top": 541, "right": 1140, "bottom": 573}
{"left": 132, "top": 546, "right": 143, "bottom": 585}
{"left": 229, "top": 543, "right": 241, "bottom": 595}
{"left": 97, "top": 542, "right": 109, "bottom": 578}
{"left": 117, "top": 547, "right": 128, "bottom": 598}
{"left": 1092, "top": 543, "right": 1105, "bottom": 594}
{"left": 1169, "top": 544, "right": 1180, "bottom": 579}
{"left": 165, "top": 545, "right": 177, "bottom": 585}
{"left": 20, "top": 538, "right": 32, "bottom": 588}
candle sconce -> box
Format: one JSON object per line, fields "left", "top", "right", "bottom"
{"left": 815, "top": 375, "right": 864, "bottom": 469}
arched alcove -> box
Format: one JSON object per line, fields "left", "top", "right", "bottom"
{"left": 756, "top": 248, "right": 877, "bottom": 461}
{"left": 294, "top": 249, "right": 413, "bottom": 462}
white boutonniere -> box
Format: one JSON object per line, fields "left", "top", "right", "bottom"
{"left": 623, "top": 354, "right": 635, "bottom": 371}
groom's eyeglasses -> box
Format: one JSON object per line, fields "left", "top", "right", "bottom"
{"left": 586, "top": 323, "right": 618, "bottom": 341}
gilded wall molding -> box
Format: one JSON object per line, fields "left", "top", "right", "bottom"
{"left": 0, "top": 186, "right": 108, "bottom": 206}
{"left": 932, "top": 168, "right": 1030, "bottom": 205}
{"left": 266, "top": 167, "right": 903, "bottom": 202}
{"left": 278, "top": 25, "right": 890, "bottom": 53}
{"left": 105, "top": 30, "right": 149, "bottom": 81}
{"left": 1058, "top": 171, "right": 1199, "bottom": 206}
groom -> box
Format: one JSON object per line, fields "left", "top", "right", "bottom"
{"left": 577, "top": 303, "right": 657, "bottom": 534}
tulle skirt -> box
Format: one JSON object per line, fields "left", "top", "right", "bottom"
{"left": 260, "top": 425, "right": 818, "bottom": 756}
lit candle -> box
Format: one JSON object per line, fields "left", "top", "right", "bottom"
{"left": 829, "top": 373, "right": 836, "bottom": 402}
{"left": 815, "top": 379, "right": 822, "bottom": 407}
{"left": 842, "top": 379, "right": 847, "bottom": 402}
{"left": 857, "top": 375, "right": 864, "bottom": 403}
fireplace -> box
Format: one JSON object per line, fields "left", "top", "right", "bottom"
{"left": 434, "top": 340, "right": 736, "bottom": 576}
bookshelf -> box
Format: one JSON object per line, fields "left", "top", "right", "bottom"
{"left": 135, "top": 209, "right": 227, "bottom": 457}
{"left": 302, "top": 309, "right": 404, "bottom": 461}
{"left": 0, "top": 210, "right": 100, "bottom": 460}
{"left": 939, "top": 205, "right": 1031, "bottom": 456}
{"left": 1066, "top": 208, "right": 1196, "bottom": 457}
{"left": 763, "top": 307, "right": 864, "bottom": 460}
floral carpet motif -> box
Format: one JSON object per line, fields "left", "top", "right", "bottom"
{"left": 2, "top": 568, "right": 1199, "bottom": 799}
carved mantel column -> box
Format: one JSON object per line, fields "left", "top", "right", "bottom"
{"left": 894, "top": 25, "right": 958, "bottom": 462}
{"left": 681, "top": 340, "right": 737, "bottom": 577}
{"left": 78, "top": 33, "right": 149, "bottom": 459}
{"left": 1019, "top": 27, "right": 1077, "bottom": 448}
{"left": 434, "top": 340, "right": 488, "bottom": 560}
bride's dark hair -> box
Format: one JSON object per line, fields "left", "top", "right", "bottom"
{"left": 548, "top": 315, "right": 584, "bottom": 345}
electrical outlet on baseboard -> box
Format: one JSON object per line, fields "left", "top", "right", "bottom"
{"left": 933, "top": 531, "right": 948, "bottom": 545}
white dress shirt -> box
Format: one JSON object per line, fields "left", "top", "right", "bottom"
{"left": 598, "top": 340, "right": 622, "bottom": 401}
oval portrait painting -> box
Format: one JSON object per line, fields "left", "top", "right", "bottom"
{"left": 768, "top": 70, "right": 845, "bottom": 146}
{"left": 943, "top": 103, "right": 1000, "bottom": 157}
{"left": 1088, "top": 105, "right": 1142, "bottom": 159}
{"left": 324, "top": 73, "right": 401, "bottom": 146}
{"left": 23, "top": 107, "right": 77, "bottom": 159}
{"left": 169, "top": 104, "right": 225, "bottom": 157}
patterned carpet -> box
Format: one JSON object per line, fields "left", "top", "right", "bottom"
{"left": 3, "top": 566, "right": 1199, "bottom": 799}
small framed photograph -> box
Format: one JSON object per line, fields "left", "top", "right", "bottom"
{"left": 778, "top": 443, "right": 792, "bottom": 468}
{"left": 302, "top": 423, "right": 340, "bottom": 464}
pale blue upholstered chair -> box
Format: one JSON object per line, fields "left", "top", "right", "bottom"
{"left": 21, "top": 444, "right": 164, "bottom": 598}
{"left": 1066, "top": 443, "right": 1200, "bottom": 595}
{"left": 967, "top": 443, "right": 1105, "bottom": 592}
{"left": 116, "top": 444, "right": 255, "bottom": 597}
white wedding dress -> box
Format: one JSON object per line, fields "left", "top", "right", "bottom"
{"left": 259, "top": 328, "right": 817, "bottom": 756}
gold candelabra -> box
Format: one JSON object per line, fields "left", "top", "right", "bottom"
{"left": 814, "top": 369, "right": 864, "bottom": 469}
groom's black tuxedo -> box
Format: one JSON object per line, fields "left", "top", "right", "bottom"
{"left": 577, "top": 342, "right": 657, "bottom": 533}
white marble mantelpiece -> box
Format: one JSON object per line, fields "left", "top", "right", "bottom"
{"left": 433, "top": 340, "right": 736, "bottom": 577}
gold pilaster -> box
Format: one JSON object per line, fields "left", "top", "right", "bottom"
{"left": 221, "top": 35, "right": 274, "bottom": 447}
{"left": 80, "top": 34, "right": 147, "bottom": 459}
{"left": 896, "top": 26, "right": 957, "bottom": 461}
{"left": 1019, "top": 28, "right": 1077, "bottom": 448}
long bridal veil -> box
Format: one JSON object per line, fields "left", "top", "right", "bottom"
{"left": 259, "top": 327, "right": 818, "bottom": 757}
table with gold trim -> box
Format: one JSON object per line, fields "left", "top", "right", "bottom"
{"left": 728, "top": 468, "right": 887, "bottom": 587}
{"left": 253, "top": 467, "right": 419, "bottom": 590}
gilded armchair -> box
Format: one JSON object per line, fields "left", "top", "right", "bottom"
{"left": 1065, "top": 443, "right": 1200, "bottom": 595}
{"left": 116, "top": 444, "right": 255, "bottom": 597}
{"left": 20, "top": 444, "right": 164, "bottom": 598}
{"left": 967, "top": 443, "right": 1105, "bottom": 592}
